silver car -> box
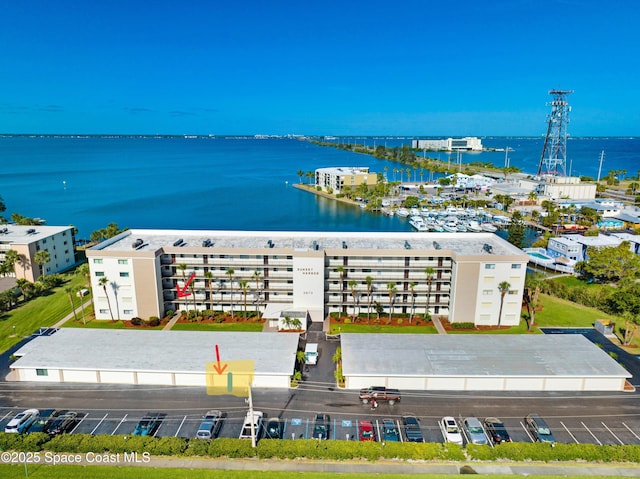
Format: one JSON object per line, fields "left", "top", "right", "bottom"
{"left": 463, "top": 417, "right": 488, "bottom": 445}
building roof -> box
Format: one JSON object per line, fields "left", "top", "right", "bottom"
{"left": 12, "top": 329, "right": 298, "bottom": 376}
{"left": 0, "top": 225, "right": 73, "bottom": 245}
{"left": 89, "top": 229, "right": 528, "bottom": 258}
{"left": 341, "top": 334, "right": 629, "bottom": 378}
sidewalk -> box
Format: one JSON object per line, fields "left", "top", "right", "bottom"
{"left": 53, "top": 298, "right": 91, "bottom": 328}
{"left": 431, "top": 315, "right": 447, "bottom": 334}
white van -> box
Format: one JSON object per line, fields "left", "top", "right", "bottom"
{"left": 304, "top": 343, "right": 319, "bottom": 365}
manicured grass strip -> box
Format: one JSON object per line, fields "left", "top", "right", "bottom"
{"left": 0, "top": 273, "right": 86, "bottom": 353}
{"left": 533, "top": 293, "right": 617, "bottom": 327}
{"left": 334, "top": 324, "right": 437, "bottom": 334}
{"left": 0, "top": 465, "right": 626, "bottom": 479}
{"left": 170, "top": 322, "right": 265, "bottom": 332}
{"left": 61, "top": 319, "right": 127, "bottom": 329}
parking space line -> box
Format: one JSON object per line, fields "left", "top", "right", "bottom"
{"left": 175, "top": 415, "right": 187, "bottom": 437}
{"left": 70, "top": 413, "right": 87, "bottom": 434}
{"left": 91, "top": 414, "right": 108, "bottom": 435}
{"left": 622, "top": 422, "right": 640, "bottom": 441}
{"left": 581, "top": 421, "right": 602, "bottom": 445}
{"left": 0, "top": 411, "right": 14, "bottom": 421}
{"left": 520, "top": 421, "right": 535, "bottom": 442}
{"left": 560, "top": 421, "right": 579, "bottom": 444}
{"left": 112, "top": 414, "right": 128, "bottom": 436}
{"left": 601, "top": 422, "right": 624, "bottom": 445}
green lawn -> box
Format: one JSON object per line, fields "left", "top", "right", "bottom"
{"left": 0, "top": 464, "right": 625, "bottom": 479}
{"left": 170, "top": 322, "right": 265, "bottom": 332}
{"left": 0, "top": 272, "right": 87, "bottom": 353}
{"left": 533, "top": 293, "right": 617, "bottom": 328}
{"left": 332, "top": 323, "right": 438, "bottom": 334}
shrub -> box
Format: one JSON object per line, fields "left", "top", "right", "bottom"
{"left": 165, "top": 310, "right": 175, "bottom": 319}
{"left": 451, "top": 322, "right": 475, "bottom": 329}
{"left": 147, "top": 316, "right": 160, "bottom": 327}
{"left": 130, "top": 317, "right": 143, "bottom": 326}
{"left": 209, "top": 438, "right": 256, "bottom": 458}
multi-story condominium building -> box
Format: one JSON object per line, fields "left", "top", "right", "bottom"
{"left": 411, "top": 137, "right": 483, "bottom": 151}
{"left": 86, "top": 230, "right": 528, "bottom": 326}
{"left": 0, "top": 225, "right": 76, "bottom": 281}
{"left": 314, "top": 167, "right": 377, "bottom": 193}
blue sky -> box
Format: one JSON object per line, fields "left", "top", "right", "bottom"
{"left": 1, "top": 0, "right": 638, "bottom": 136}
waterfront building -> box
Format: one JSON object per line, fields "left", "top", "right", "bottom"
{"left": 314, "top": 167, "right": 377, "bottom": 193}
{"left": 0, "top": 225, "right": 76, "bottom": 281}
{"left": 86, "top": 229, "right": 528, "bottom": 327}
{"left": 411, "top": 137, "right": 482, "bottom": 152}
{"left": 535, "top": 175, "right": 596, "bottom": 201}
{"left": 547, "top": 234, "right": 623, "bottom": 263}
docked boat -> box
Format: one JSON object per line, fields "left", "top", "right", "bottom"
{"left": 409, "top": 216, "right": 429, "bottom": 232}
{"left": 396, "top": 208, "right": 410, "bottom": 217}
{"left": 466, "top": 220, "right": 482, "bottom": 232}
{"left": 481, "top": 222, "right": 497, "bottom": 233}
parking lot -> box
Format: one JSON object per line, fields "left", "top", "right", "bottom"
{"left": 2, "top": 406, "right": 640, "bottom": 446}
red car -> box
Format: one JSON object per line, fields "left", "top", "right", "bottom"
{"left": 358, "top": 420, "right": 375, "bottom": 441}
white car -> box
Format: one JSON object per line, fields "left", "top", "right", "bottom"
{"left": 441, "top": 416, "right": 463, "bottom": 445}
{"left": 5, "top": 408, "right": 39, "bottom": 433}
{"left": 238, "top": 410, "right": 263, "bottom": 440}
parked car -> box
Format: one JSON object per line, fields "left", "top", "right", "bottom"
{"left": 358, "top": 420, "right": 375, "bottom": 442}
{"left": 196, "top": 409, "right": 223, "bottom": 440}
{"left": 483, "top": 417, "right": 511, "bottom": 445}
{"left": 463, "top": 417, "right": 488, "bottom": 445}
{"left": 312, "top": 413, "right": 331, "bottom": 440}
{"left": 239, "top": 411, "right": 263, "bottom": 440}
{"left": 264, "top": 418, "right": 283, "bottom": 439}
{"left": 47, "top": 411, "right": 78, "bottom": 436}
{"left": 5, "top": 409, "right": 39, "bottom": 433}
{"left": 525, "top": 413, "right": 556, "bottom": 443}
{"left": 382, "top": 419, "right": 400, "bottom": 442}
{"left": 132, "top": 413, "right": 163, "bottom": 437}
{"left": 25, "top": 408, "right": 58, "bottom": 434}
{"left": 402, "top": 414, "right": 424, "bottom": 443}
{"left": 441, "top": 416, "right": 463, "bottom": 445}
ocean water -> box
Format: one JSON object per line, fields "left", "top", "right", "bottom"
{"left": 0, "top": 136, "right": 638, "bottom": 239}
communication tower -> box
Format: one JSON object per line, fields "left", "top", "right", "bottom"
{"left": 536, "top": 89, "right": 573, "bottom": 176}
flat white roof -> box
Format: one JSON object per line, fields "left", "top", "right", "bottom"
{"left": 341, "top": 334, "right": 630, "bottom": 378}
{"left": 0, "top": 225, "right": 73, "bottom": 244}
{"left": 12, "top": 329, "right": 298, "bottom": 376}
{"left": 90, "top": 229, "right": 527, "bottom": 257}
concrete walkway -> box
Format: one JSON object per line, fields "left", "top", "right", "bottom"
{"left": 431, "top": 315, "right": 447, "bottom": 334}
{"left": 162, "top": 314, "right": 181, "bottom": 330}
{"left": 52, "top": 298, "right": 92, "bottom": 328}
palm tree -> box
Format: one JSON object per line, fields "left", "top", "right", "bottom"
{"left": 348, "top": 280, "right": 358, "bottom": 320}
{"left": 335, "top": 266, "right": 345, "bottom": 314}
{"left": 204, "top": 270, "right": 214, "bottom": 309}
{"left": 409, "top": 281, "right": 417, "bottom": 323}
{"left": 98, "top": 276, "right": 114, "bottom": 321}
{"left": 65, "top": 286, "right": 78, "bottom": 321}
{"left": 226, "top": 268, "right": 235, "bottom": 320}
{"left": 177, "top": 263, "right": 187, "bottom": 307}
{"left": 424, "top": 267, "right": 436, "bottom": 320}
{"left": 296, "top": 170, "right": 304, "bottom": 184}
{"left": 3, "top": 249, "right": 19, "bottom": 276}
{"left": 33, "top": 250, "right": 50, "bottom": 277}
{"left": 386, "top": 282, "right": 396, "bottom": 324}
{"left": 75, "top": 285, "right": 86, "bottom": 325}
{"left": 252, "top": 269, "right": 262, "bottom": 315}
{"left": 497, "top": 281, "right": 511, "bottom": 327}
{"left": 240, "top": 279, "right": 249, "bottom": 319}
{"left": 365, "top": 275, "right": 373, "bottom": 323}
{"left": 523, "top": 275, "right": 541, "bottom": 332}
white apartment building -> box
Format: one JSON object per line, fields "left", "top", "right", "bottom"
{"left": 411, "top": 137, "right": 483, "bottom": 151}
{"left": 0, "top": 225, "right": 76, "bottom": 281}
{"left": 86, "top": 230, "right": 528, "bottom": 327}
{"left": 314, "top": 167, "right": 377, "bottom": 193}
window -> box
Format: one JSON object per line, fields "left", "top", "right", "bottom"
{"left": 508, "top": 290, "right": 518, "bottom": 295}
{"left": 482, "top": 289, "right": 493, "bottom": 296}
{"left": 118, "top": 259, "right": 128, "bottom": 265}
{"left": 511, "top": 263, "right": 522, "bottom": 269}
{"left": 36, "top": 369, "right": 48, "bottom": 376}
{"left": 484, "top": 264, "right": 495, "bottom": 270}
{"left": 99, "top": 309, "right": 109, "bottom": 314}
{"left": 119, "top": 272, "right": 129, "bottom": 277}
{"left": 93, "top": 258, "right": 103, "bottom": 264}
{"left": 123, "top": 309, "right": 133, "bottom": 314}
{"left": 95, "top": 271, "right": 104, "bottom": 277}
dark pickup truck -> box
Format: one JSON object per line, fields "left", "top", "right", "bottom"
{"left": 359, "top": 386, "right": 401, "bottom": 405}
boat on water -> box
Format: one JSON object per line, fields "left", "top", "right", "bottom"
{"left": 466, "top": 220, "right": 482, "bottom": 232}
{"left": 442, "top": 221, "right": 458, "bottom": 233}
{"left": 481, "top": 222, "right": 497, "bottom": 233}
{"left": 456, "top": 223, "right": 468, "bottom": 232}
{"left": 409, "top": 216, "right": 429, "bottom": 232}
{"left": 396, "top": 208, "right": 410, "bottom": 217}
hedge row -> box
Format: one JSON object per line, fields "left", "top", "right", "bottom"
{"left": 1, "top": 433, "right": 640, "bottom": 463}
